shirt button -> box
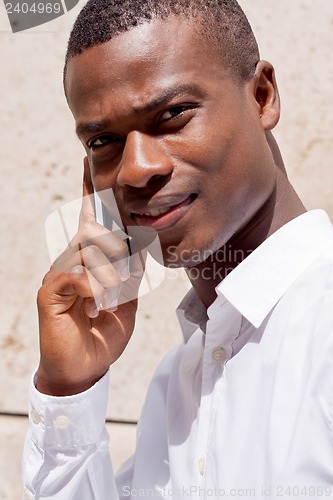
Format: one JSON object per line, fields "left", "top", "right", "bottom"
{"left": 24, "top": 487, "right": 31, "bottom": 499}
{"left": 31, "top": 409, "right": 41, "bottom": 425}
{"left": 212, "top": 347, "right": 225, "bottom": 362}
{"left": 54, "top": 415, "right": 71, "bottom": 430}
{"left": 198, "top": 456, "right": 206, "bottom": 475}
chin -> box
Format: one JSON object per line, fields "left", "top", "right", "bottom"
{"left": 160, "top": 245, "right": 207, "bottom": 269}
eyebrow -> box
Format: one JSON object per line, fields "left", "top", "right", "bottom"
{"left": 76, "top": 83, "right": 203, "bottom": 137}
{"left": 142, "top": 83, "right": 203, "bottom": 112}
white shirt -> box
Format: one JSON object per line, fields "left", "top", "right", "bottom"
{"left": 23, "top": 210, "right": 333, "bottom": 499}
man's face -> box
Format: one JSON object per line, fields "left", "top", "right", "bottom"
{"left": 65, "top": 16, "right": 277, "bottom": 267}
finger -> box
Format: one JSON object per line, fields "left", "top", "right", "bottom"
{"left": 78, "top": 246, "right": 122, "bottom": 310}
{"left": 99, "top": 285, "right": 121, "bottom": 311}
{"left": 83, "top": 156, "right": 93, "bottom": 198}
{"left": 77, "top": 158, "right": 130, "bottom": 279}
{"left": 52, "top": 244, "right": 123, "bottom": 310}
{"left": 70, "top": 265, "right": 106, "bottom": 318}
{"left": 80, "top": 233, "right": 130, "bottom": 281}
{"left": 53, "top": 233, "right": 130, "bottom": 281}
{"left": 79, "top": 157, "right": 96, "bottom": 226}
{"left": 39, "top": 265, "right": 105, "bottom": 319}
{"left": 117, "top": 248, "right": 147, "bottom": 305}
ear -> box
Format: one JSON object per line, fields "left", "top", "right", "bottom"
{"left": 249, "top": 60, "right": 280, "bottom": 130}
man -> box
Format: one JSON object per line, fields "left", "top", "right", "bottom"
{"left": 23, "top": 0, "right": 333, "bottom": 498}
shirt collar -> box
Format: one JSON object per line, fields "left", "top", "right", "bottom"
{"left": 176, "top": 287, "right": 208, "bottom": 342}
{"left": 217, "top": 209, "right": 333, "bottom": 327}
{"left": 177, "top": 210, "right": 333, "bottom": 337}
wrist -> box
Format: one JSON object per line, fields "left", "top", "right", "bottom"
{"left": 36, "top": 366, "right": 104, "bottom": 396}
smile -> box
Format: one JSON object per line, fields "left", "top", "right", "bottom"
{"left": 130, "top": 194, "right": 196, "bottom": 230}
{"left": 136, "top": 206, "right": 171, "bottom": 217}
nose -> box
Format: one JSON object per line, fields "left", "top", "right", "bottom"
{"left": 117, "top": 131, "right": 173, "bottom": 188}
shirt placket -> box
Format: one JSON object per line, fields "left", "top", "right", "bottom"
{"left": 193, "top": 300, "right": 242, "bottom": 499}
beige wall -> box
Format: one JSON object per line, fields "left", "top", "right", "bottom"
{"left": 1, "top": 1, "right": 332, "bottom": 497}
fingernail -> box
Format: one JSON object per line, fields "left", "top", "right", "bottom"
{"left": 99, "top": 292, "right": 119, "bottom": 311}
{"left": 89, "top": 307, "right": 99, "bottom": 318}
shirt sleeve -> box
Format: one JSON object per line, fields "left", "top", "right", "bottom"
{"left": 22, "top": 345, "right": 180, "bottom": 500}
{"left": 22, "top": 370, "right": 122, "bottom": 500}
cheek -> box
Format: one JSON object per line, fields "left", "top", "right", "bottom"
{"left": 165, "top": 134, "right": 276, "bottom": 265}
{"left": 90, "top": 165, "right": 119, "bottom": 197}
{"left": 179, "top": 112, "right": 242, "bottom": 177}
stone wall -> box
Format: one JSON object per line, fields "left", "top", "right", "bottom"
{"left": 1, "top": 1, "right": 332, "bottom": 497}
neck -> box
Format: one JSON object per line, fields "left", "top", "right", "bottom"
{"left": 186, "top": 171, "right": 306, "bottom": 308}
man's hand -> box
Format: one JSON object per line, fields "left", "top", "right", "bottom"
{"left": 36, "top": 158, "right": 145, "bottom": 396}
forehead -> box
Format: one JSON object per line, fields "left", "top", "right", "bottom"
{"left": 65, "top": 16, "right": 229, "bottom": 123}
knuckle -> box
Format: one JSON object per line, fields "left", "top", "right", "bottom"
{"left": 70, "top": 265, "right": 85, "bottom": 276}
{"left": 109, "top": 240, "right": 130, "bottom": 262}
{"left": 82, "top": 244, "right": 102, "bottom": 261}
{"left": 80, "top": 220, "right": 96, "bottom": 237}
{"left": 74, "top": 223, "right": 94, "bottom": 245}
{"left": 118, "top": 240, "right": 130, "bottom": 257}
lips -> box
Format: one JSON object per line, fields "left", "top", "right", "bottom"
{"left": 130, "top": 194, "right": 196, "bottom": 230}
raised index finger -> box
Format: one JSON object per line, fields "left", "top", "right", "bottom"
{"left": 79, "top": 156, "right": 96, "bottom": 226}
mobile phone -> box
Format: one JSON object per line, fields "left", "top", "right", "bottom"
{"left": 93, "top": 187, "right": 124, "bottom": 234}
{"left": 45, "top": 186, "right": 165, "bottom": 297}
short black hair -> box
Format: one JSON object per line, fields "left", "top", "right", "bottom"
{"left": 64, "top": 0, "right": 260, "bottom": 84}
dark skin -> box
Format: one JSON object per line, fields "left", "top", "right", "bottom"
{"left": 37, "top": 16, "right": 305, "bottom": 395}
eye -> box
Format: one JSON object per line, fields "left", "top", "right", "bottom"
{"left": 159, "top": 105, "right": 191, "bottom": 123}
{"left": 88, "top": 134, "right": 121, "bottom": 149}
